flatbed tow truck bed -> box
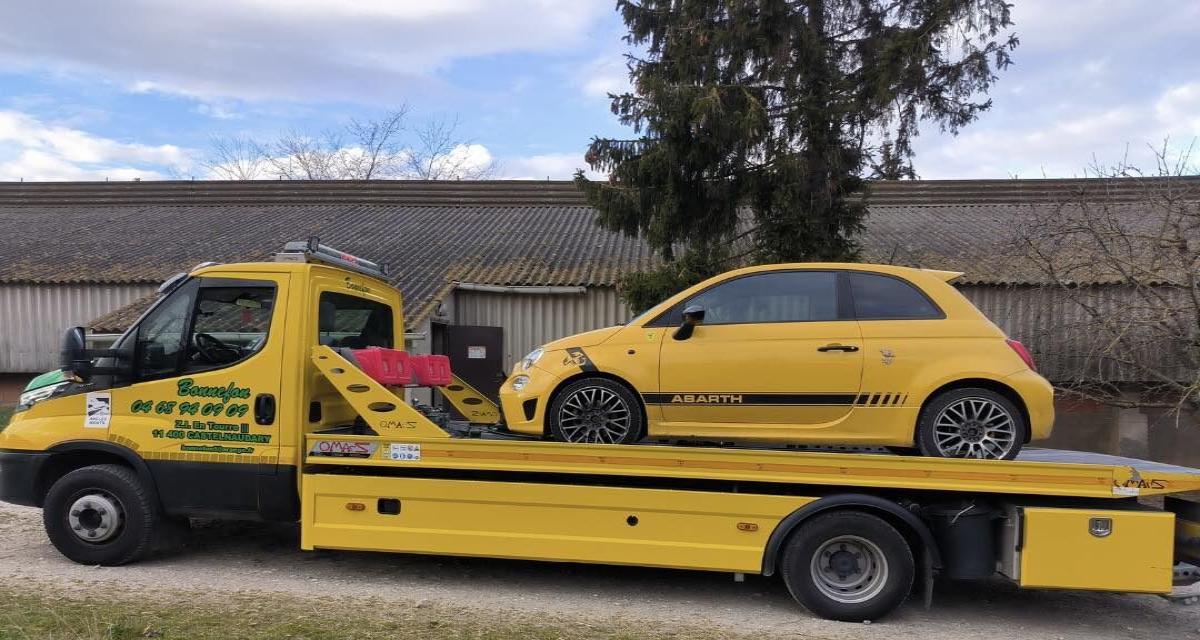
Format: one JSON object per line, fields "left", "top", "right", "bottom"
{"left": 298, "top": 346, "right": 1200, "bottom": 620}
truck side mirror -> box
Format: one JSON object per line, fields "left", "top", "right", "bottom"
{"left": 60, "top": 326, "right": 92, "bottom": 381}
{"left": 672, "top": 305, "right": 706, "bottom": 341}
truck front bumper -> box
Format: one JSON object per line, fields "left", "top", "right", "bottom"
{"left": 0, "top": 449, "right": 48, "bottom": 507}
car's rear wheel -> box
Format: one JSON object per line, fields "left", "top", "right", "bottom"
{"left": 917, "top": 388, "right": 1025, "bottom": 460}
{"left": 547, "top": 377, "right": 642, "bottom": 445}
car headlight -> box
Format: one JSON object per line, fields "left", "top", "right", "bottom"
{"left": 19, "top": 382, "right": 68, "bottom": 408}
{"left": 520, "top": 347, "right": 545, "bottom": 371}
{"left": 511, "top": 375, "right": 530, "bottom": 392}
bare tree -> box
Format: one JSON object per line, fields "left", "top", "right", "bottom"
{"left": 201, "top": 135, "right": 268, "bottom": 180}
{"left": 262, "top": 129, "right": 346, "bottom": 180}
{"left": 340, "top": 107, "right": 409, "bottom": 179}
{"left": 200, "top": 108, "right": 497, "bottom": 181}
{"left": 1014, "top": 144, "right": 1199, "bottom": 414}
{"left": 404, "top": 116, "right": 499, "bottom": 180}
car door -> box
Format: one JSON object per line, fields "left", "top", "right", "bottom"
{"left": 655, "top": 270, "right": 863, "bottom": 433}
{"left": 108, "top": 274, "right": 288, "bottom": 517}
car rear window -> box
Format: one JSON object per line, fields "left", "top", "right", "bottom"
{"left": 849, "top": 272, "right": 942, "bottom": 320}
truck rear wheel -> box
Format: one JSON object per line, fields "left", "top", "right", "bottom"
{"left": 43, "top": 464, "right": 160, "bottom": 566}
{"left": 780, "top": 511, "right": 914, "bottom": 622}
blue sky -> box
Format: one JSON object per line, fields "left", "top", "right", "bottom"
{"left": 0, "top": 0, "right": 1197, "bottom": 182}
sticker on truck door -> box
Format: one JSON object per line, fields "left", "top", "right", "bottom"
{"left": 84, "top": 392, "right": 111, "bottom": 428}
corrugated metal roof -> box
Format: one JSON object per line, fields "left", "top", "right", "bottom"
{"left": 1, "top": 177, "right": 1196, "bottom": 325}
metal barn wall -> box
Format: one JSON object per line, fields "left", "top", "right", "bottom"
{"left": 0, "top": 284, "right": 156, "bottom": 373}
{"left": 956, "top": 284, "right": 1192, "bottom": 383}
{"left": 453, "top": 286, "right": 630, "bottom": 368}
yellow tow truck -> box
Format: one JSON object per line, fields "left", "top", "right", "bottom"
{"left": 1, "top": 240, "right": 1198, "bottom": 622}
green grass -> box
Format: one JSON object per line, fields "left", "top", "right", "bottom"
{"left": 0, "top": 584, "right": 756, "bottom": 640}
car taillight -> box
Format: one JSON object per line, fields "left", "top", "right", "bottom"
{"left": 1006, "top": 338, "right": 1036, "bottom": 371}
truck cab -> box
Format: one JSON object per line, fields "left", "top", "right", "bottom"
{"left": 0, "top": 240, "right": 401, "bottom": 531}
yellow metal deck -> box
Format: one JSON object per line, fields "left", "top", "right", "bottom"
{"left": 305, "top": 347, "right": 1200, "bottom": 500}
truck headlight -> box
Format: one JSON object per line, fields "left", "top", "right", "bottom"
{"left": 520, "top": 347, "right": 544, "bottom": 371}
{"left": 19, "top": 382, "right": 67, "bottom": 408}
{"left": 511, "top": 375, "right": 530, "bottom": 392}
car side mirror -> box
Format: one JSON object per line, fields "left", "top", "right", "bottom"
{"left": 59, "top": 326, "right": 92, "bottom": 381}
{"left": 672, "top": 305, "right": 706, "bottom": 341}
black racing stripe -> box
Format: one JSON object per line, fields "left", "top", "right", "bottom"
{"left": 893, "top": 394, "right": 904, "bottom": 406}
{"left": 879, "top": 393, "right": 892, "bottom": 406}
{"left": 869, "top": 393, "right": 881, "bottom": 406}
{"left": 642, "top": 393, "right": 858, "bottom": 406}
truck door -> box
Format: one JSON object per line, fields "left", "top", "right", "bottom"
{"left": 108, "top": 274, "right": 289, "bottom": 518}
{"left": 657, "top": 270, "right": 863, "bottom": 432}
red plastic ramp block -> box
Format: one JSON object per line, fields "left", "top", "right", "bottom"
{"left": 350, "top": 348, "right": 412, "bottom": 385}
{"left": 410, "top": 354, "right": 452, "bottom": 387}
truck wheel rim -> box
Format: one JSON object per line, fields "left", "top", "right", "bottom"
{"left": 558, "top": 386, "right": 632, "bottom": 444}
{"left": 809, "top": 535, "right": 889, "bottom": 604}
{"left": 933, "top": 397, "right": 1017, "bottom": 459}
{"left": 67, "top": 491, "right": 124, "bottom": 544}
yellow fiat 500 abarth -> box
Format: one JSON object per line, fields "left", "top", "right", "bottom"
{"left": 500, "top": 263, "right": 1054, "bottom": 459}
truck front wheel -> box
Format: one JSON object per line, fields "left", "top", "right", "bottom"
{"left": 780, "top": 511, "right": 915, "bottom": 622}
{"left": 43, "top": 464, "right": 160, "bottom": 566}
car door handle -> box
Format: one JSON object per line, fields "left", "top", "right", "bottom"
{"left": 817, "top": 344, "right": 859, "bottom": 353}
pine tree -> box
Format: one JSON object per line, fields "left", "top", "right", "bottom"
{"left": 578, "top": 0, "right": 1018, "bottom": 312}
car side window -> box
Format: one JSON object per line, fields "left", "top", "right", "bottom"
{"left": 317, "top": 292, "right": 395, "bottom": 349}
{"left": 183, "top": 285, "right": 277, "bottom": 372}
{"left": 849, "top": 272, "right": 942, "bottom": 320}
{"left": 685, "top": 271, "right": 839, "bottom": 325}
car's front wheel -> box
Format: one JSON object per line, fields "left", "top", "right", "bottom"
{"left": 916, "top": 388, "right": 1025, "bottom": 460}
{"left": 547, "top": 377, "right": 643, "bottom": 445}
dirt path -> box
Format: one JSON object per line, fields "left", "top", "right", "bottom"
{"left": 0, "top": 502, "right": 1196, "bottom": 639}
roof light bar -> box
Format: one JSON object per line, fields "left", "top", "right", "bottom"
{"left": 275, "top": 237, "right": 389, "bottom": 280}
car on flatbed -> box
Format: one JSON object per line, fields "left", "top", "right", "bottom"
{"left": 500, "top": 263, "right": 1054, "bottom": 459}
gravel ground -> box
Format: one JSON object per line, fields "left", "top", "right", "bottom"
{"left": 0, "top": 502, "right": 1197, "bottom": 639}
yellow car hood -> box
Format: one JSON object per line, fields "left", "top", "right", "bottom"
{"left": 544, "top": 326, "right": 623, "bottom": 350}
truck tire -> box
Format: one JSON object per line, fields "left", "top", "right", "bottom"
{"left": 780, "top": 511, "right": 915, "bottom": 622}
{"left": 42, "top": 464, "right": 161, "bottom": 566}
{"left": 547, "top": 377, "right": 643, "bottom": 445}
{"left": 917, "top": 388, "right": 1025, "bottom": 460}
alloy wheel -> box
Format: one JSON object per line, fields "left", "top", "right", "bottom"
{"left": 932, "top": 396, "right": 1017, "bottom": 459}
{"left": 556, "top": 386, "right": 633, "bottom": 444}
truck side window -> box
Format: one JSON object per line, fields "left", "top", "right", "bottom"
{"left": 134, "top": 280, "right": 197, "bottom": 380}
{"left": 183, "top": 285, "right": 277, "bottom": 371}
{"left": 318, "top": 292, "right": 394, "bottom": 349}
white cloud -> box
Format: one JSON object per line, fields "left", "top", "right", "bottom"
{"left": 0, "top": 110, "right": 190, "bottom": 181}
{"left": 580, "top": 56, "right": 631, "bottom": 99}
{"left": 0, "top": 0, "right": 612, "bottom": 104}
{"left": 915, "top": 82, "right": 1200, "bottom": 178}
{"left": 500, "top": 152, "right": 599, "bottom": 180}
{"left": 1155, "top": 83, "right": 1200, "bottom": 135}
